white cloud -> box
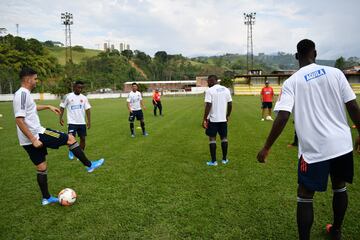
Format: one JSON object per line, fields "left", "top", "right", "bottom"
{"left": 0, "top": 0, "right": 359, "bottom": 59}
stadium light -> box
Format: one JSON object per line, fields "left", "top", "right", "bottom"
{"left": 244, "top": 12, "right": 256, "bottom": 73}
{"left": 61, "top": 12, "right": 74, "bottom": 63}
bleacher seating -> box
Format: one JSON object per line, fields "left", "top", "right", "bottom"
{"left": 234, "top": 85, "right": 282, "bottom": 95}
{"left": 234, "top": 84, "right": 360, "bottom": 95}
{"left": 350, "top": 83, "right": 360, "bottom": 94}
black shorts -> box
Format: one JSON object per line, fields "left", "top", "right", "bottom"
{"left": 68, "top": 124, "right": 87, "bottom": 137}
{"left": 205, "top": 121, "right": 228, "bottom": 138}
{"left": 23, "top": 128, "right": 68, "bottom": 165}
{"left": 262, "top": 102, "right": 273, "bottom": 109}
{"left": 298, "top": 151, "right": 354, "bottom": 192}
{"left": 129, "top": 110, "right": 144, "bottom": 122}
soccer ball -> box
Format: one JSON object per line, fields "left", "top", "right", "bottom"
{"left": 58, "top": 188, "right": 77, "bottom": 206}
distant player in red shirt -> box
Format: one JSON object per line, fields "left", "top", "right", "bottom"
{"left": 152, "top": 89, "right": 163, "bottom": 116}
{"left": 260, "top": 80, "right": 274, "bottom": 121}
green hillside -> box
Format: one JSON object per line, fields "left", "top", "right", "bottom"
{"left": 46, "top": 46, "right": 101, "bottom": 65}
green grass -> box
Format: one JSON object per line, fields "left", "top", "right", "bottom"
{"left": 0, "top": 96, "right": 359, "bottom": 239}
{"left": 47, "top": 46, "right": 101, "bottom": 65}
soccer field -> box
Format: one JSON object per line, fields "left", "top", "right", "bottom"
{"left": 0, "top": 96, "right": 359, "bottom": 239}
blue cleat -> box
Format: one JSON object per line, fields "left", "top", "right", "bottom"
{"left": 222, "top": 159, "right": 229, "bottom": 165}
{"left": 87, "top": 158, "right": 105, "bottom": 173}
{"left": 206, "top": 161, "right": 218, "bottom": 166}
{"left": 42, "top": 195, "right": 59, "bottom": 206}
{"left": 68, "top": 151, "right": 74, "bottom": 160}
{"left": 143, "top": 131, "right": 148, "bottom": 136}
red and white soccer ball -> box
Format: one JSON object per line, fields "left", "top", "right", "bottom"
{"left": 58, "top": 188, "right": 77, "bottom": 206}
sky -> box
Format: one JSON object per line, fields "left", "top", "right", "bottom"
{"left": 0, "top": 0, "right": 359, "bottom": 59}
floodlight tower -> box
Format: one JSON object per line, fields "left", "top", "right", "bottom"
{"left": 244, "top": 12, "right": 256, "bottom": 73}
{"left": 61, "top": 12, "right": 74, "bottom": 63}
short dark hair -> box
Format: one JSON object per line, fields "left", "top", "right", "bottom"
{"left": 19, "top": 67, "right": 37, "bottom": 79}
{"left": 297, "top": 39, "right": 315, "bottom": 56}
{"left": 74, "top": 80, "right": 84, "bottom": 85}
{"left": 208, "top": 75, "right": 218, "bottom": 81}
{"left": 132, "top": 82, "right": 138, "bottom": 86}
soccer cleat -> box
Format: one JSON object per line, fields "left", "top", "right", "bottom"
{"left": 143, "top": 131, "right": 148, "bottom": 136}
{"left": 261, "top": 118, "right": 265, "bottom": 121}
{"left": 326, "top": 224, "right": 341, "bottom": 240}
{"left": 42, "top": 195, "right": 59, "bottom": 206}
{"left": 131, "top": 134, "right": 135, "bottom": 138}
{"left": 87, "top": 158, "right": 105, "bottom": 173}
{"left": 68, "top": 151, "right": 74, "bottom": 160}
{"left": 222, "top": 159, "right": 229, "bottom": 164}
{"left": 207, "top": 161, "right": 218, "bottom": 166}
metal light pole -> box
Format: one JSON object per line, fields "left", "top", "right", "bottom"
{"left": 244, "top": 12, "right": 256, "bottom": 73}
{"left": 61, "top": 12, "right": 74, "bottom": 63}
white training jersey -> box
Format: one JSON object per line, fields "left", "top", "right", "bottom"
{"left": 13, "top": 87, "right": 46, "bottom": 146}
{"left": 60, "top": 92, "right": 91, "bottom": 125}
{"left": 127, "top": 91, "right": 142, "bottom": 111}
{"left": 274, "top": 63, "right": 356, "bottom": 164}
{"left": 204, "top": 84, "right": 232, "bottom": 122}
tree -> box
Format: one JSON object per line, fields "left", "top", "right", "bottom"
{"left": 154, "top": 51, "right": 168, "bottom": 63}
{"left": 137, "top": 83, "right": 148, "bottom": 92}
{"left": 72, "top": 45, "right": 85, "bottom": 52}
{"left": 335, "top": 57, "right": 345, "bottom": 70}
{"left": 220, "top": 77, "right": 234, "bottom": 91}
{"left": 0, "top": 34, "right": 62, "bottom": 93}
{"left": 43, "top": 40, "right": 55, "bottom": 47}
{"left": 213, "top": 57, "right": 223, "bottom": 67}
{"left": 121, "top": 50, "right": 133, "bottom": 60}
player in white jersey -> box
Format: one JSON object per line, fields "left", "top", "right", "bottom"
{"left": 257, "top": 39, "right": 360, "bottom": 240}
{"left": 59, "top": 81, "right": 91, "bottom": 160}
{"left": 13, "top": 67, "right": 104, "bottom": 206}
{"left": 202, "top": 75, "right": 232, "bottom": 166}
{"left": 127, "top": 83, "right": 147, "bottom": 137}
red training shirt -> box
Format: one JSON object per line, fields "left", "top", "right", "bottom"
{"left": 153, "top": 92, "right": 161, "bottom": 102}
{"left": 261, "top": 87, "right": 274, "bottom": 102}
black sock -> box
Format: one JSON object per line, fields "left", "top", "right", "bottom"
{"left": 333, "top": 188, "right": 348, "bottom": 230}
{"left": 297, "top": 198, "right": 314, "bottom": 240}
{"left": 37, "top": 170, "right": 50, "bottom": 199}
{"left": 154, "top": 107, "right": 157, "bottom": 116}
{"left": 221, "top": 140, "right": 228, "bottom": 160}
{"left": 69, "top": 142, "right": 91, "bottom": 167}
{"left": 141, "top": 121, "right": 145, "bottom": 133}
{"left": 209, "top": 142, "right": 216, "bottom": 162}
{"left": 130, "top": 122, "right": 134, "bottom": 134}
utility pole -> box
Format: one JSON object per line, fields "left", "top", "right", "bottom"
{"left": 16, "top": 24, "right": 19, "bottom": 36}
{"left": 61, "top": 12, "right": 74, "bottom": 63}
{"left": 244, "top": 12, "right": 256, "bottom": 73}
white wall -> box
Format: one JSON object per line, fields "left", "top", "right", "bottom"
{"left": 0, "top": 91, "right": 205, "bottom": 102}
